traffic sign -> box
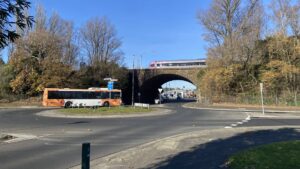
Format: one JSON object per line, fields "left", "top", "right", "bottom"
{"left": 108, "top": 81, "right": 114, "bottom": 90}
{"left": 158, "top": 88, "right": 163, "bottom": 93}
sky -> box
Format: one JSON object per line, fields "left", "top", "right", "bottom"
{"left": 24, "top": 0, "right": 211, "bottom": 89}
{"left": 30, "top": 0, "right": 209, "bottom": 68}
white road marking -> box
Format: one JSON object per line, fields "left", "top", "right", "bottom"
{"left": 225, "top": 112, "right": 252, "bottom": 129}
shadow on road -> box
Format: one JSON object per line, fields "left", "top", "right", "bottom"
{"left": 67, "top": 121, "right": 90, "bottom": 125}
{"left": 143, "top": 128, "right": 300, "bottom": 169}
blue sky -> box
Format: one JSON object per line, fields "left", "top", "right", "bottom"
{"left": 30, "top": 0, "right": 210, "bottom": 68}
{"left": 26, "top": 0, "right": 211, "bottom": 89}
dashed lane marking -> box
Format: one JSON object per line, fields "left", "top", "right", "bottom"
{"left": 225, "top": 112, "right": 252, "bottom": 129}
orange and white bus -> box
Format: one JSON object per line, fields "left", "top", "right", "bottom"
{"left": 43, "top": 88, "right": 122, "bottom": 108}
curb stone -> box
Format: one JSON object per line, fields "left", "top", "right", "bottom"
{"left": 182, "top": 104, "right": 300, "bottom": 117}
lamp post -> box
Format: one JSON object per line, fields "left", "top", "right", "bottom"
{"left": 132, "top": 55, "right": 135, "bottom": 106}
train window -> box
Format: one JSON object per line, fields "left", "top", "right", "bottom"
{"left": 157, "top": 64, "right": 161, "bottom": 67}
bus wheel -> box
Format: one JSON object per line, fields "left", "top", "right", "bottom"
{"left": 103, "top": 102, "right": 109, "bottom": 107}
{"left": 64, "top": 101, "right": 72, "bottom": 108}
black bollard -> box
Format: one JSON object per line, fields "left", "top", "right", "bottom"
{"left": 82, "top": 142, "right": 90, "bottom": 169}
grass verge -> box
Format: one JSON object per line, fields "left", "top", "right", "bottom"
{"left": 226, "top": 140, "right": 300, "bottom": 169}
{"left": 59, "top": 106, "right": 153, "bottom": 115}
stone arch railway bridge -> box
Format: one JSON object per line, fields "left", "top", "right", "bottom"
{"left": 123, "top": 67, "right": 205, "bottom": 104}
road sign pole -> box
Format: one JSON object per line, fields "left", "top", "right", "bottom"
{"left": 109, "top": 91, "right": 111, "bottom": 109}
{"left": 158, "top": 88, "right": 163, "bottom": 104}
{"left": 260, "top": 83, "right": 265, "bottom": 116}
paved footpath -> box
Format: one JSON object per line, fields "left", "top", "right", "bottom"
{"left": 70, "top": 109, "right": 300, "bottom": 169}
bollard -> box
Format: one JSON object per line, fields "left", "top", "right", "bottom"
{"left": 82, "top": 142, "right": 90, "bottom": 169}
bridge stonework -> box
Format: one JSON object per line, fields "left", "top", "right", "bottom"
{"left": 131, "top": 68, "right": 202, "bottom": 103}
{"left": 137, "top": 68, "right": 200, "bottom": 86}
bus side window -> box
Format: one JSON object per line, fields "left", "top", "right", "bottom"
{"left": 101, "top": 92, "right": 109, "bottom": 99}
{"left": 111, "top": 92, "right": 121, "bottom": 99}
{"left": 95, "top": 92, "right": 102, "bottom": 99}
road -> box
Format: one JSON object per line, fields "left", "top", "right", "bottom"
{"left": 0, "top": 103, "right": 298, "bottom": 169}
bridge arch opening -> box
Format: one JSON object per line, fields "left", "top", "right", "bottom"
{"left": 139, "top": 74, "right": 197, "bottom": 103}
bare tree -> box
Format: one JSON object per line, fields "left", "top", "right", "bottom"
{"left": 35, "top": 5, "right": 47, "bottom": 31}
{"left": 198, "top": 0, "right": 263, "bottom": 67}
{"left": 62, "top": 22, "right": 79, "bottom": 67}
{"left": 270, "top": 0, "right": 293, "bottom": 35}
{"left": 80, "top": 17, "right": 123, "bottom": 66}
{"left": 33, "top": 7, "right": 78, "bottom": 67}
{"left": 287, "top": 0, "right": 300, "bottom": 36}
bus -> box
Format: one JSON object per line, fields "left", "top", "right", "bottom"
{"left": 43, "top": 88, "right": 122, "bottom": 108}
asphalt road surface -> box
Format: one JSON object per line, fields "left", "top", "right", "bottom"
{"left": 0, "top": 103, "right": 296, "bottom": 169}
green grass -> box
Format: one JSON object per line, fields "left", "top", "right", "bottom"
{"left": 227, "top": 140, "right": 300, "bottom": 169}
{"left": 59, "top": 106, "right": 152, "bottom": 115}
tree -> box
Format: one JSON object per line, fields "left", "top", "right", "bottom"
{"left": 198, "top": 0, "right": 264, "bottom": 67}
{"left": 0, "top": 0, "right": 34, "bottom": 48}
{"left": 77, "top": 17, "right": 127, "bottom": 89}
{"left": 288, "top": 1, "right": 300, "bottom": 37}
{"left": 80, "top": 17, "right": 123, "bottom": 66}
{"left": 270, "top": 0, "right": 292, "bottom": 35}
{"left": 198, "top": 0, "right": 264, "bottom": 99}
{"left": 8, "top": 7, "right": 77, "bottom": 96}
{"left": 0, "top": 63, "right": 14, "bottom": 99}
{"left": 0, "top": 57, "right": 4, "bottom": 65}
{"left": 261, "top": 60, "right": 300, "bottom": 104}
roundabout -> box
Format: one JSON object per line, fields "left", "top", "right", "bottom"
{"left": 36, "top": 107, "right": 172, "bottom": 118}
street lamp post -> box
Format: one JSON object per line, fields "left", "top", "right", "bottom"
{"left": 132, "top": 56, "right": 135, "bottom": 107}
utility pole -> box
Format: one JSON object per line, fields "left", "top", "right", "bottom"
{"left": 132, "top": 56, "right": 135, "bottom": 106}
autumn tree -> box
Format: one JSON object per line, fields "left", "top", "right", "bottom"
{"left": 8, "top": 7, "right": 78, "bottom": 96}
{"left": 198, "top": 0, "right": 265, "bottom": 102}
{"left": 0, "top": 62, "right": 14, "bottom": 99}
